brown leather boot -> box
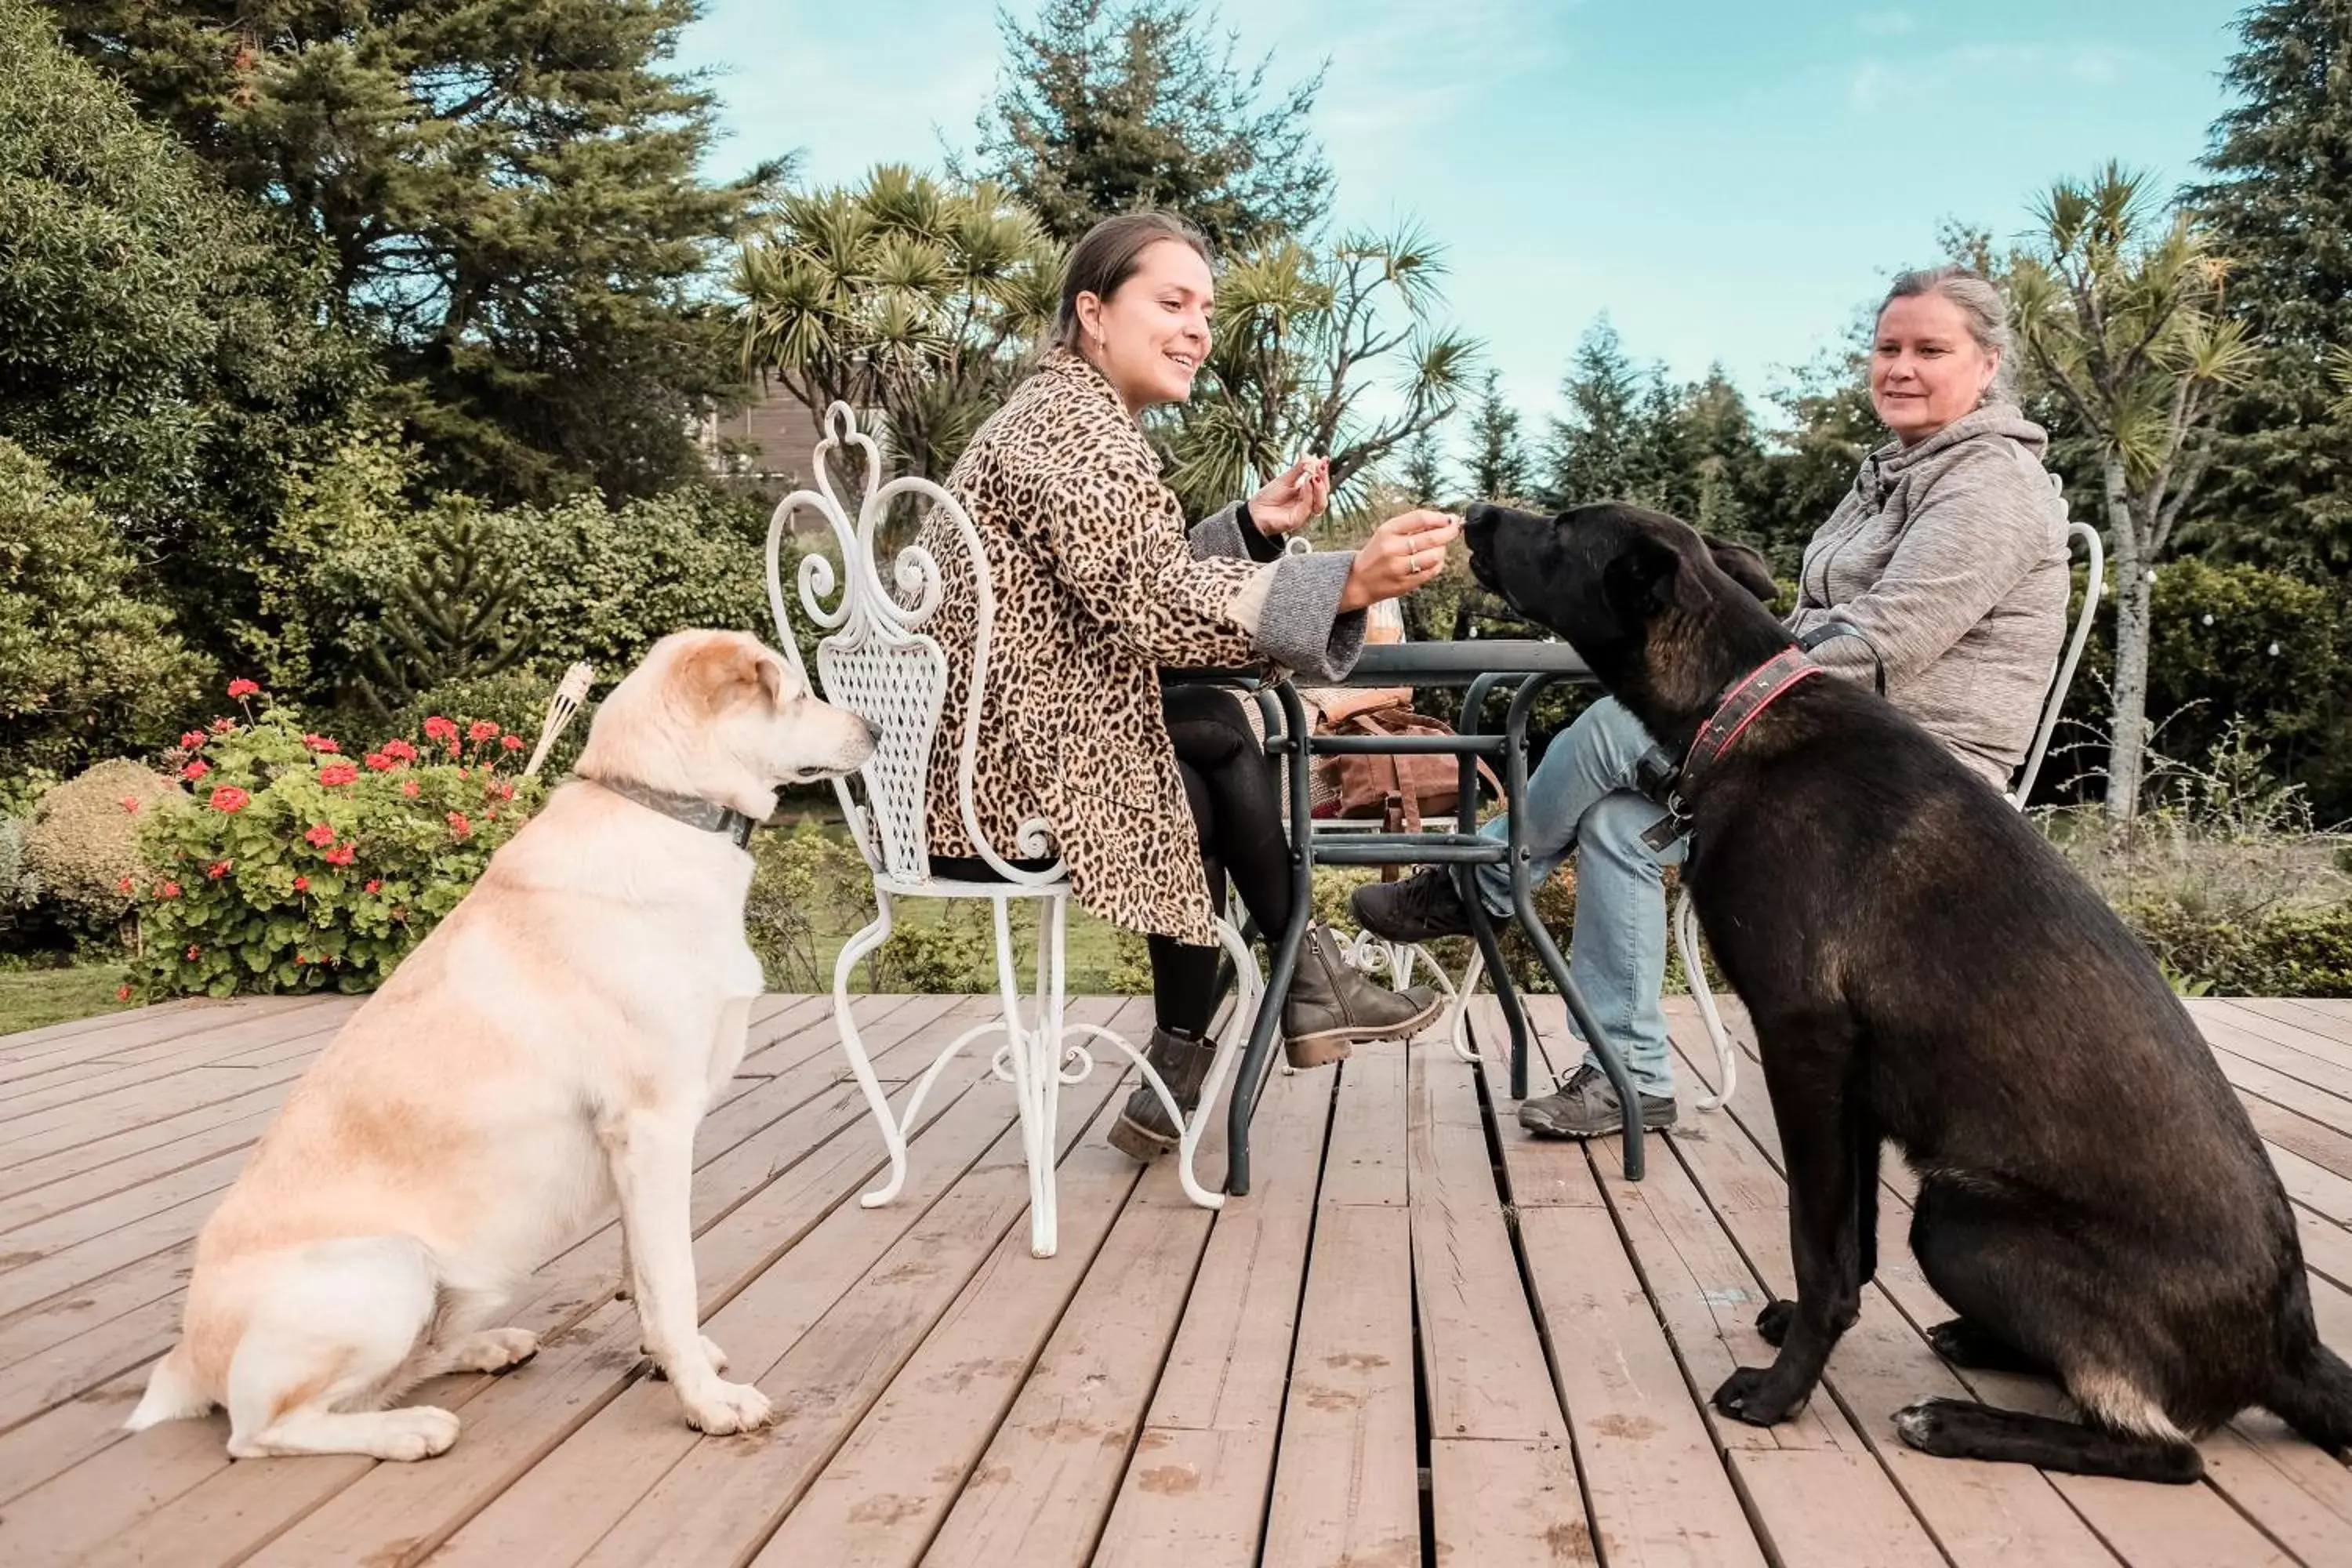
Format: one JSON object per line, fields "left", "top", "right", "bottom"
{"left": 1282, "top": 925, "right": 1443, "bottom": 1067}
{"left": 1108, "top": 1025, "right": 1218, "bottom": 1161}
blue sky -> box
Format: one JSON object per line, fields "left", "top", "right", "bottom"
{"left": 676, "top": 0, "right": 2244, "bottom": 435}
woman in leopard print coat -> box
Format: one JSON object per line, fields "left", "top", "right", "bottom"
{"left": 919, "top": 212, "right": 1461, "bottom": 1160}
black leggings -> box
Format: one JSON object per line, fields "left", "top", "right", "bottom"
{"left": 1149, "top": 685, "right": 1297, "bottom": 1036}
{"left": 931, "top": 689, "right": 1294, "bottom": 1037}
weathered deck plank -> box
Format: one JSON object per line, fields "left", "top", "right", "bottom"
{"left": 1, "top": 990, "right": 2347, "bottom": 1567}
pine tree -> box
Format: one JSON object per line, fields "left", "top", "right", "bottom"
{"left": 352, "top": 507, "right": 525, "bottom": 721}
{"left": 1401, "top": 428, "right": 1448, "bottom": 506}
{"left": 1539, "top": 319, "right": 1644, "bottom": 508}
{"left": 45, "top": 0, "right": 780, "bottom": 505}
{"left": 1681, "top": 365, "right": 1767, "bottom": 541}
{"left": 1465, "top": 370, "right": 1530, "bottom": 502}
{"left": 2182, "top": 0, "right": 2352, "bottom": 574}
{"left": 962, "top": 0, "right": 1331, "bottom": 249}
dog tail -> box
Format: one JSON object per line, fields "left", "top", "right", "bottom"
{"left": 125, "top": 1343, "right": 212, "bottom": 1432}
{"left": 2265, "top": 1327, "right": 2352, "bottom": 1455}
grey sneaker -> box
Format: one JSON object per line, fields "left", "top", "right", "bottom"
{"left": 1517, "top": 1062, "right": 1678, "bottom": 1139}
{"left": 1349, "top": 866, "right": 1479, "bottom": 944}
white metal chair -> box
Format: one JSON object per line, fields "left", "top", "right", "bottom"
{"left": 1671, "top": 517, "right": 2106, "bottom": 1108}
{"left": 765, "top": 402, "right": 1261, "bottom": 1258}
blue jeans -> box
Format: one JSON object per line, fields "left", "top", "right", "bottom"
{"left": 1471, "top": 696, "right": 1684, "bottom": 1098}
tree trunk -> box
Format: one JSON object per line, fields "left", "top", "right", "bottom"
{"left": 2107, "top": 565, "right": 2155, "bottom": 821}
{"left": 2100, "top": 456, "right": 2148, "bottom": 822}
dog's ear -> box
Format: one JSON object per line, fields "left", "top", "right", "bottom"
{"left": 1601, "top": 535, "right": 1708, "bottom": 619}
{"left": 680, "top": 637, "right": 788, "bottom": 713}
{"left": 1702, "top": 535, "right": 1778, "bottom": 602}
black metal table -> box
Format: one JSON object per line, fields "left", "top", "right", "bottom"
{"left": 1176, "top": 640, "right": 1650, "bottom": 1195}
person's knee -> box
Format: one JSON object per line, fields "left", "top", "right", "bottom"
{"left": 1581, "top": 791, "right": 1672, "bottom": 872}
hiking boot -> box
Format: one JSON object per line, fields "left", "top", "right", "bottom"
{"left": 1517, "top": 1062, "right": 1678, "bottom": 1139}
{"left": 1282, "top": 925, "right": 1444, "bottom": 1067}
{"left": 1349, "top": 866, "right": 1479, "bottom": 945}
{"left": 1109, "top": 1026, "right": 1218, "bottom": 1161}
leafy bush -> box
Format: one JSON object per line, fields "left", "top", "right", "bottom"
{"left": 0, "top": 439, "right": 210, "bottom": 780}
{"left": 2125, "top": 900, "right": 2352, "bottom": 998}
{"left": 746, "top": 823, "right": 870, "bottom": 992}
{"left": 390, "top": 666, "right": 585, "bottom": 779}
{"left": 129, "top": 689, "right": 544, "bottom": 998}
{"left": 313, "top": 488, "right": 773, "bottom": 712}
{"left": 2056, "top": 558, "right": 2352, "bottom": 819}
{"left": 20, "top": 759, "right": 185, "bottom": 928}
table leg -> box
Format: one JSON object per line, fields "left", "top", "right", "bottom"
{"left": 1226, "top": 681, "right": 1316, "bottom": 1196}
{"left": 1504, "top": 677, "right": 1646, "bottom": 1181}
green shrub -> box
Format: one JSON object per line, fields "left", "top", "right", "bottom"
{"left": 2125, "top": 899, "right": 2352, "bottom": 998}
{"left": 746, "top": 823, "right": 869, "bottom": 993}
{"left": 20, "top": 759, "right": 185, "bottom": 928}
{"left": 129, "top": 690, "right": 543, "bottom": 998}
{"left": 0, "top": 439, "right": 211, "bottom": 781}
{"left": 388, "top": 666, "right": 586, "bottom": 780}
{"left": 313, "top": 487, "right": 774, "bottom": 711}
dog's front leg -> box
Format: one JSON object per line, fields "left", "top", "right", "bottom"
{"left": 1715, "top": 1047, "right": 1870, "bottom": 1427}
{"left": 601, "top": 1105, "right": 773, "bottom": 1435}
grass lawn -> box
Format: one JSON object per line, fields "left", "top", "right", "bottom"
{"left": 0, "top": 965, "right": 132, "bottom": 1037}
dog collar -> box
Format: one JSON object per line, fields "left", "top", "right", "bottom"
{"left": 1639, "top": 646, "right": 1823, "bottom": 851}
{"left": 582, "top": 777, "right": 759, "bottom": 850}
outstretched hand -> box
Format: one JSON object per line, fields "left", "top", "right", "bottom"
{"left": 1339, "top": 509, "right": 1461, "bottom": 613}
{"left": 1249, "top": 455, "right": 1332, "bottom": 536}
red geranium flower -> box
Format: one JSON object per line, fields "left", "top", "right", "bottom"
{"left": 303, "top": 734, "right": 340, "bottom": 753}
{"left": 447, "top": 811, "right": 473, "bottom": 838}
{"left": 304, "top": 822, "right": 336, "bottom": 848}
{"left": 207, "top": 861, "right": 230, "bottom": 880}
{"left": 423, "top": 716, "right": 458, "bottom": 743}
{"left": 209, "top": 786, "right": 250, "bottom": 813}
{"left": 183, "top": 760, "right": 210, "bottom": 782}
{"left": 157, "top": 881, "right": 181, "bottom": 899}
{"left": 381, "top": 739, "right": 417, "bottom": 764}
{"left": 502, "top": 735, "right": 524, "bottom": 752}
{"left": 117, "top": 876, "right": 134, "bottom": 895}
{"left": 209, "top": 717, "right": 238, "bottom": 735}
{"left": 364, "top": 878, "right": 382, "bottom": 894}
{"left": 227, "top": 678, "right": 260, "bottom": 699}
{"left": 185, "top": 945, "right": 201, "bottom": 961}
{"left": 292, "top": 875, "right": 310, "bottom": 893}
{"left": 468, "top": 720, "right": 499, "bottom": 742}
{"left": 117, "top": 984, "right": 132, "bottom": 1001}
{"left": 401, "top": 779, "right": 421, "bottom": 798}
{"left": 365, "top": 752, "right": 394, "bottom": 771}
{"left": 325, "top": 844, "right": 356, "bottom": 866}
{"left": 318, "top": 762, "right": 359, "bottom": 787}
{"left": 119, "top": 797, "right": 140, "bottom": 815}
{"left": 180, "top": 730, "right": 207, "bottom": 750}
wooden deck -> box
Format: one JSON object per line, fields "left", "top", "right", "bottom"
{"left": 0, "top": 990, "right": 2349, "bottom": 1566}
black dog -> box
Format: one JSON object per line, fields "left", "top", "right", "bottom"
{"left": 1465, "top": 499, "right": 2352, "bottom": 1483}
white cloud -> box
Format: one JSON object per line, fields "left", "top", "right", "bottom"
{"left": 1850, "top": 40, "right": 2136, "bottom": 112}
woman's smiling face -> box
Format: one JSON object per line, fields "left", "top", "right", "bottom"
{"left": 1871, "top": 291, "right": 2000, "bottom": 445}
{"left": 1076, "top": 238, "right": 1214, "bottom": 413}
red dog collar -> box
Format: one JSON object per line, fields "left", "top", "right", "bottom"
{"left": 1637, "top": 646, "right": 1822, "bottom": 852}
{"left": 1683, "top": 647, "right": 1824, "bottom": 786}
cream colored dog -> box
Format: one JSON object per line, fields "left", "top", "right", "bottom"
{"left": 126, "top": 630, "right": 874, "bottom": 1461}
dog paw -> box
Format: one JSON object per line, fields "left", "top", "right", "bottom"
{"left": 1893, "top": 1396, "right": 1961, "bottom": 1453}
{"left": 1753, "top": 1298, "right": 1796, "bottom": 1347}
{"left": 680, "top": 1377, "right": 774, "bottom": 1436}
{"left": 451, "top": 1328, "right": 539, "bottom": 1374}
{"left": 641, "top": 1336, "right": 729, "bottom": 1381}
{"left": 372, "top": 1406, "right": 463, "bottom": 1461}
{"left": 1711, "top": 1365, "right": 1809, "bottom": 1428}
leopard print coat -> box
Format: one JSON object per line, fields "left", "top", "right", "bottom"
{"left": 916, "top": 347, "right": 1364, "bottom": 945}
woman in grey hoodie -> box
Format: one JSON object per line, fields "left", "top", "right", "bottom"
{"left": 1352, "top": 265, "right": 2073, "bottom": 1137}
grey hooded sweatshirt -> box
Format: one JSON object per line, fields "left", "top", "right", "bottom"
{"left": 1788, "top": 403, "right": 2072, "bottom": 789}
